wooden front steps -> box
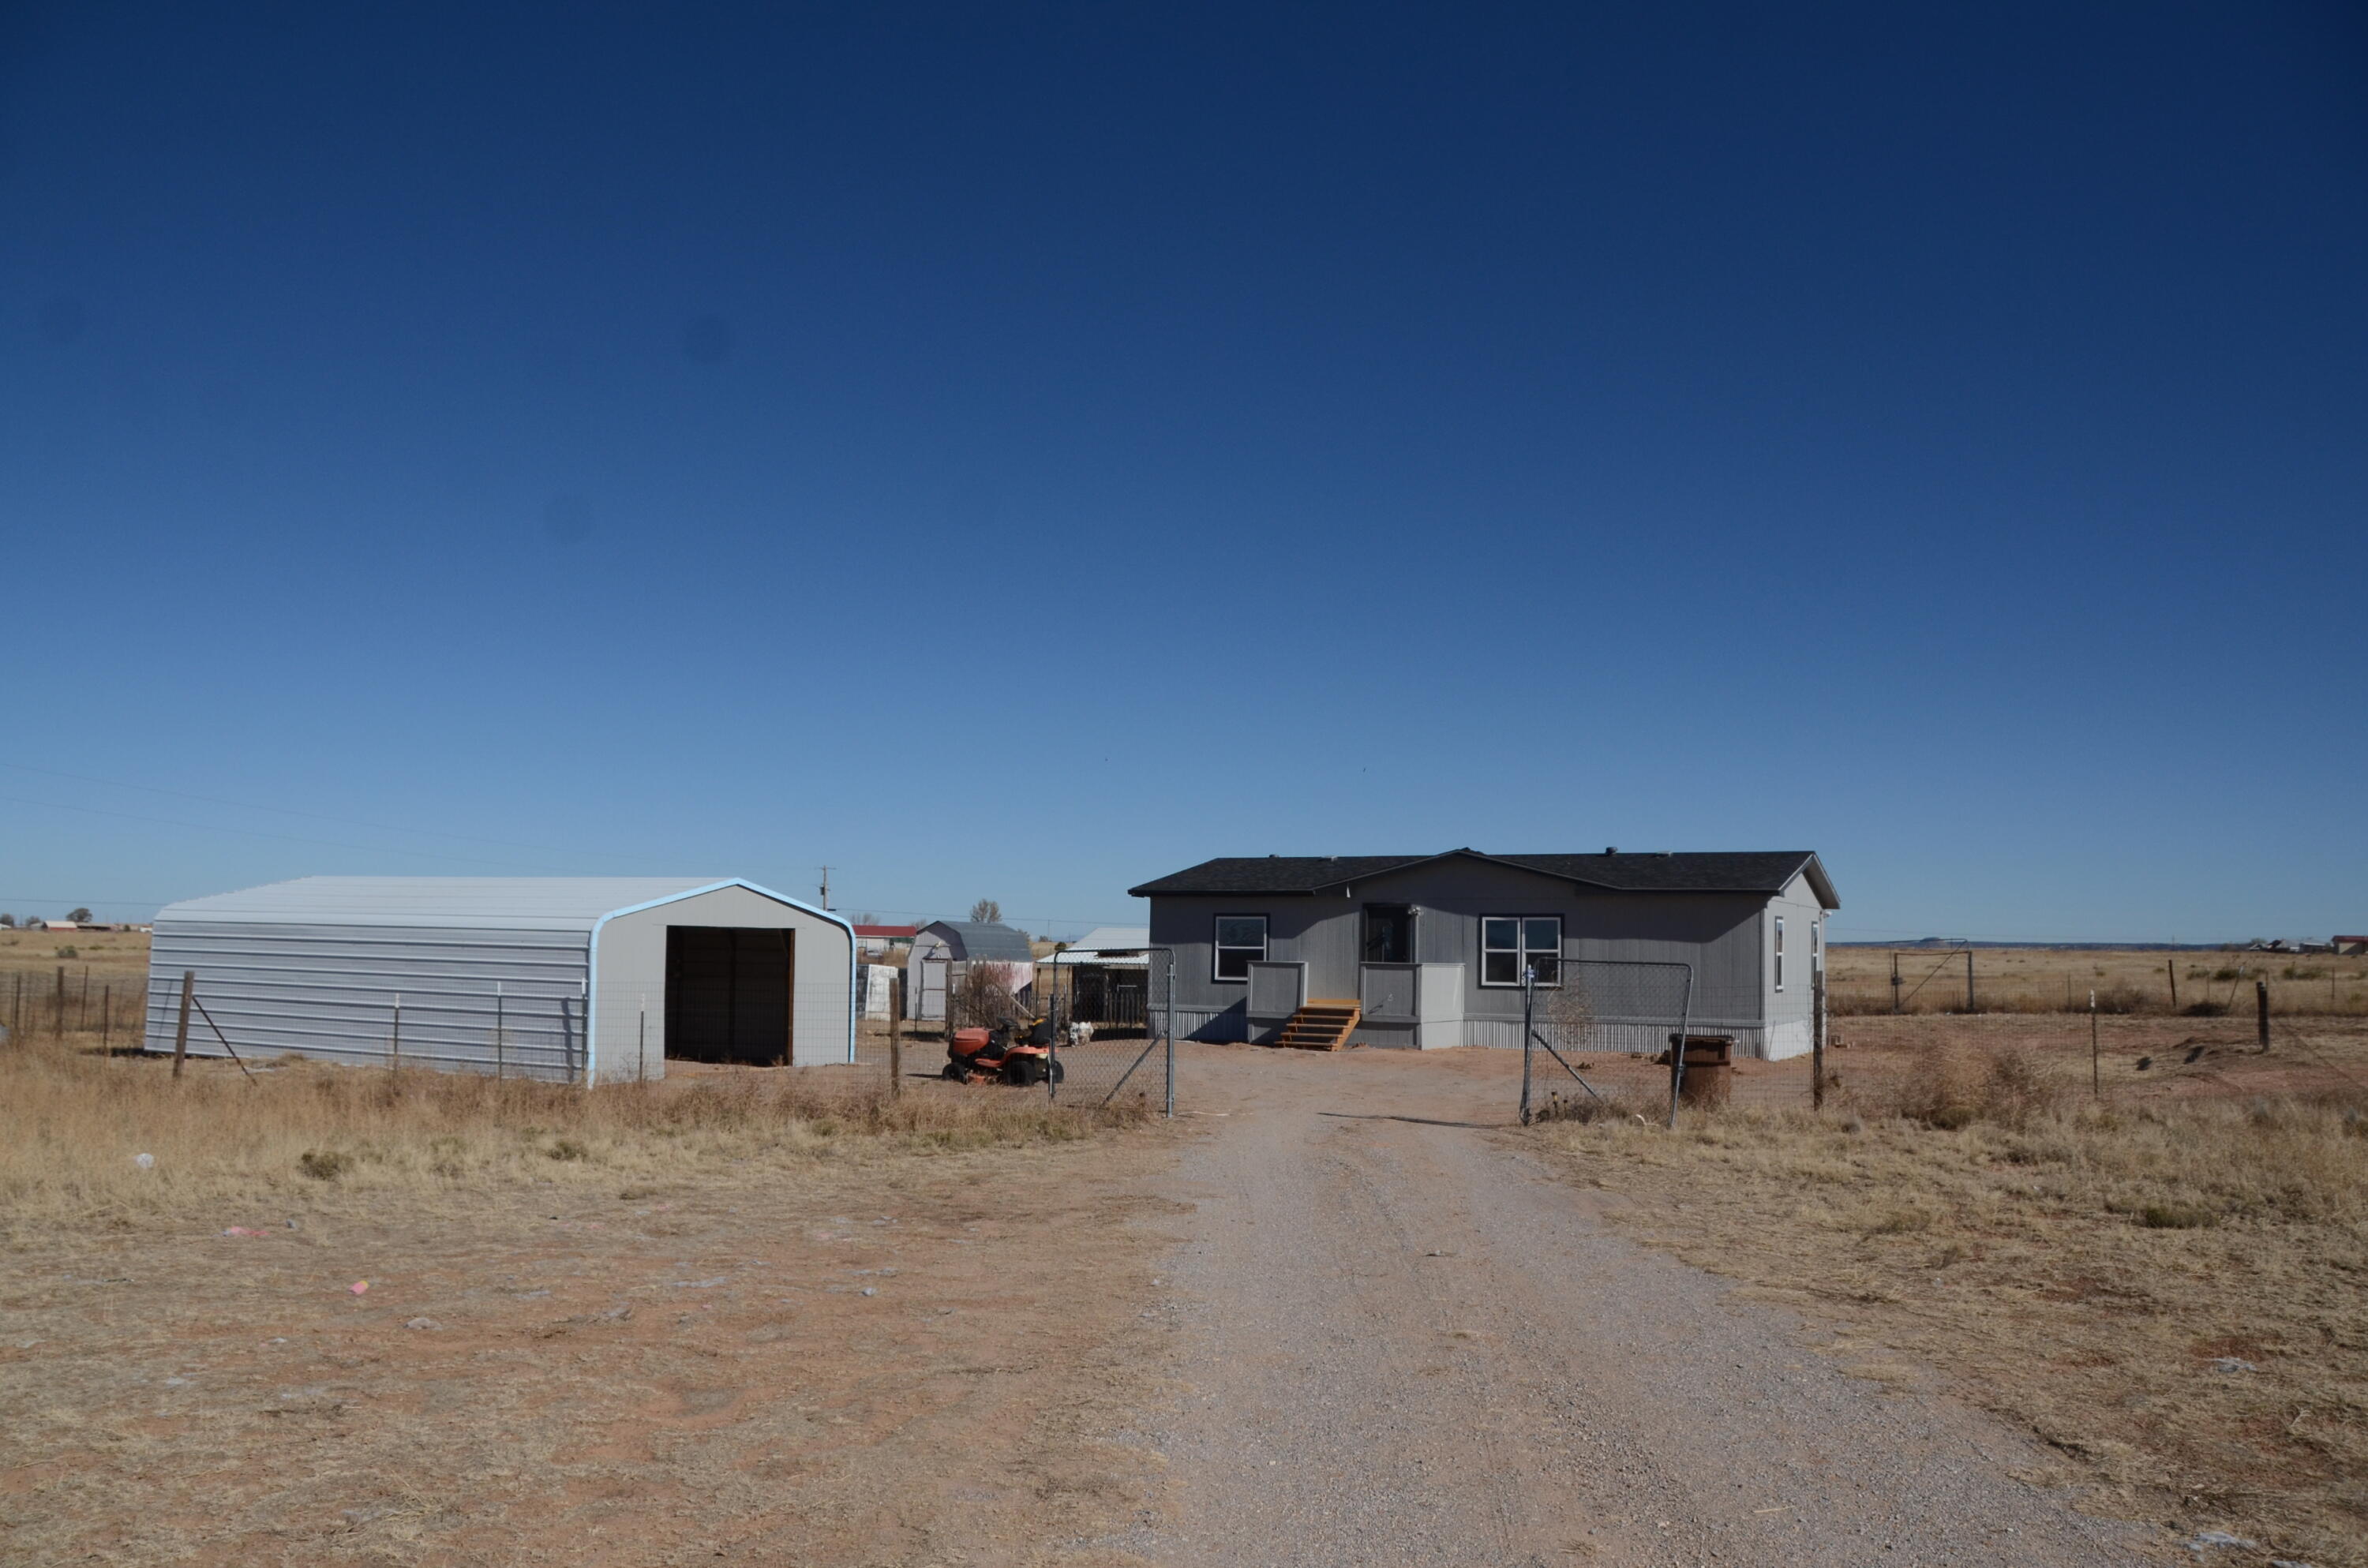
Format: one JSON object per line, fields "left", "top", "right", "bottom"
{"left": 1272, "top": 1000, "right": 1361, "bottom": 1052}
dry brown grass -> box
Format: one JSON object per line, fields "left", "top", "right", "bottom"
{"left": 0, "top": 1032, "right": 1140, "bottom": 1237}
{"left": 1534, "top": 1062, "right": 2368, "bottom": 1566}
{"left": 1829, "top": 944, "right": 2368, "bottom": 1017}
{"left": 0, "top": 1050, "right": 1175, "bottom": 1567}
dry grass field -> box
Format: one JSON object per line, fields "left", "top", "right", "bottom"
{"left": 11, "top": 930, "right": 2368, "bottom": 1562}
{"left": 1534, "top": 1012, "right": 2368, "bottom": 1568}
{"left": 0, "top": 1010, "right": 1175, "bottom": 1566}
{"left": 1827, "top": 943, "right": 2368, "bottom": 1017}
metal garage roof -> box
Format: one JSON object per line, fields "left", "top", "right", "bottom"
{"left": 155, "top": 877, "right": 747, "bottom": 931}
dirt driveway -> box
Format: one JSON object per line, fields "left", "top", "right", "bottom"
{"left": 6, "top": 1043, "right": 2164, "bottom": 1566}
{"left": 1114, "top": 1044, "right": 2149, "bottom": 1566}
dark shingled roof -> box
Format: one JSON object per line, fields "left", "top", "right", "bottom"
{"left": 920, "top": 920, "right": 1037, "bottom": 961}
{"left": 1129, "top": 849, "right": 1837, "bottom": 907}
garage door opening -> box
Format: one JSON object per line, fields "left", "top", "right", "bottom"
{"left": 666, "top": 926, "right": 793, "bottom": 1065}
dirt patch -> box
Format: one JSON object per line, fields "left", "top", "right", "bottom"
{"left": 0, "top": 1128, "right": 1186, "bottom": 1566}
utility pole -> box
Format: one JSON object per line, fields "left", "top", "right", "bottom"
{"left": 1890, "top": 952, "right": 1902, "bottom": 1015}
{"left": 818, "top": 867, "right": 832, "bottom": 911}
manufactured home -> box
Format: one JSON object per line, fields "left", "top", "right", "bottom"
{"left": 1129, "top": 849, "right": 1838, "bottom": 1059}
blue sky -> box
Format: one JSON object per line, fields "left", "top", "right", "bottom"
{"left": 3, "top": 2, "right": 2363, "bottom": 941}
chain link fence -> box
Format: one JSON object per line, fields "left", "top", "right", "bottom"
{"left": 1519, "top": 962, "right": 1831, "bottom": 1124}
{"left": 858, "top": 949, "right": 1177, "bottom": 1115}
{"left": 1043, "top": 947, "right": 1175, "bottom": 1113}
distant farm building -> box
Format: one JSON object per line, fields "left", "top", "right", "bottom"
{"left": 853, "top": 923, "right": 918, "bottom": 957}
{"left": 905, "top": 919, "right": 1035, "bottom": 1022}
{"left": 144, "top": 878, "right": 854, "bottom": 1080}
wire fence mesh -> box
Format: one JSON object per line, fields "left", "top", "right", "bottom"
{"left": 1519, "top": 961, "right": 1831, "bottom": 1122}
{"left": 2, "top": 964, "right": 141, "bottom": 1051}
{"left": 851, "top": 949, "right": 1177, "bottom": 1113}
{"left": 1043, "top": 948, "right": 1175, "bottom": 1113}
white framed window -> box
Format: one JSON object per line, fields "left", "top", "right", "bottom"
{"left": 1774, "top": 915, "right": 1785, "bottom": 993}
{"left": 1481, "top": 915, "right": 1561, "bottom": 986}
{"left": 1212, "top": 915, "right": 1267, "bottom": 982}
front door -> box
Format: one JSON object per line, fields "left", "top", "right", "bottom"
{"left": 1362, "top": 904, "right": 1413, "bottom": 964}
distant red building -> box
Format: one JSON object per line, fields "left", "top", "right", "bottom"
{"left": 853, "top": 924, "right": 919, "bottom": 956}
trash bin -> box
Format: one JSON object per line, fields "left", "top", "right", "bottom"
{"left": 1669, "top": 1034, "right": 1735, "bottom": 1109}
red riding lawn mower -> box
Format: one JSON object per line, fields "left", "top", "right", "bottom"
{"left": 942, "top": 1016, "right": 1066, "bottom": 1087}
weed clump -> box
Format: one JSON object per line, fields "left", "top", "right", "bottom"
{"left": 298, "top": 1148, "right": 353, "bottom": 1181}
{"left": 1890, "top": 1046, "right": 2065, "bottom": 1131}
{"left": 1530, "top": 1088, "right": 1657, "bottom": 1125}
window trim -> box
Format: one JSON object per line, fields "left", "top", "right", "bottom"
{"left": 1774, "top": 915, "right": 1785, "bottom": 994}
{"left": 1212, "top": 913, "right": 1268, "bottom": 984}
{"left": 1479, "top": 914, "right": 1562, "bottom": 988}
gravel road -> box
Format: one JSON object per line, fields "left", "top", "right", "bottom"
{"left": 1116, "top": 1044, "right": 2149, "bottom": 1567}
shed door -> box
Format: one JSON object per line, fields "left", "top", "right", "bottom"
{"left": 666, "top": 926, "right": 794, "bottom": 1065}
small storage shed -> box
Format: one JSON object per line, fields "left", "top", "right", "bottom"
{"left": 905, "top": 919, "right": 1036, "bottom": 1022}
{"left": 1047, "top": 926, "right": 1152, "bottom": 1026}
{"left": 144, "top": 877, "right": 855, "bottom": 1081}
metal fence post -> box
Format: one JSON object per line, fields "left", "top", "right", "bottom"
{"left": 2257, "top": 979, "right": 2270, "bottom": 1052}
{"left": 1163, "top": 949, "right": 1175, "bottom": 1118}
{"left": 1666, "top": 964, "right": 1695, "bottom": 1128}
{"left": 494, "top": 982, "right": 505, "bottom": 1080}
{"left": 392, "top": 993, "right": 402, "bottom": 1073}
{"left": 171, "top": 970, "right": 194, "bottom": 1079}
{"left": 888, "top": 973, "right": 904, "bottom": 1098}
{"left": 1045, "top": 964, "right": 1062, "bottom": 1105}
{"left": 1812, "top": 972, "right": 1827, "bottom": 1110}
{"left": 1519, "top": 967, "right": 1535, "bottom": 1125}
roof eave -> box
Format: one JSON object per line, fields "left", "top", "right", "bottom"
{"left": 1800, "top": 853, "right": 1841, "bottom": 911}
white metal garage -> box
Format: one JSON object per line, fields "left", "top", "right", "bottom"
{"left": 144, "top": 878, "right": 856, "bottom": 1081}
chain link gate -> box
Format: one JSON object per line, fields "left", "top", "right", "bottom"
{"left": 1040, "top": 945, "right": 1175, "bottom": 1115}
{"left": 1519, "top": 959, "right": 1697, "bottom": 1126}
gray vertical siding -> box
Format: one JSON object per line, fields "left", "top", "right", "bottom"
{"left": 1756, "top": 870, "right": 1827, "bottom": 1060}
{"left": 1146, "top": 858, "right": 1832, "bottom": 1057}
